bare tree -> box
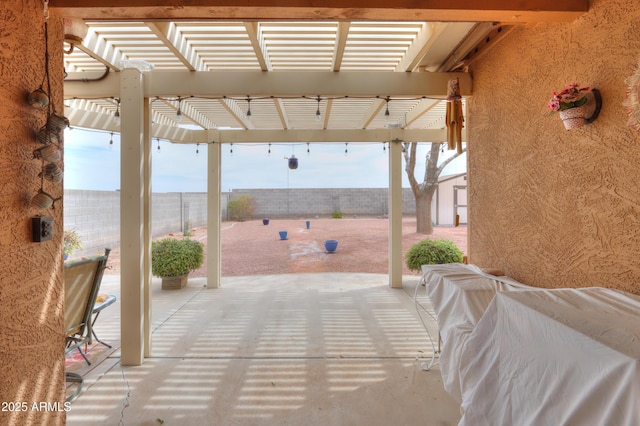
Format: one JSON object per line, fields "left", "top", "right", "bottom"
{"left": 403, "top": 142, "right": 466, "bottom": 234}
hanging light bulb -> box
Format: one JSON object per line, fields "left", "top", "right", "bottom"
{"left": 268, "top": 143, "right": 271, "bottom": 156}
{"left": 384, "top": 97, "right": 390, "bottom": 123}
{"left": 307, "top": 142, "right": 310, "bottom": 155}
{"left": 156, "top": 138, "right": 161, "bottom": 152}
{"left": 383, "top": 142, "right": 386, "bottom": 152}
{"left": 344, "top": 142, "right": 348, "bottom": 156}
{"left": 176, "top": 97, "right": 183, "bottom": 121}
{"left": 315, "top": 96, "right": 321, "bottom": 122}
{"left": 246, "top": 97, "right": 252, "bottom": 121}
{"left": 114, "top": 98, "right": 120, "bottom": 124}
{"left": 230, "top": 143, "right": 233, "bottom": 155}
{"left": 109, "top": 132, "right": 114, "bottom": 146}
{"left": 196, "top": 143, "right": 200, "bottom": 156}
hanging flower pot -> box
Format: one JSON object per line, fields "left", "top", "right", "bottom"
{"left": 547, "top": 83, "right": 602, "bottom": 130}
{"left": 559, "top": 105, "right": 587, "bottom": 130}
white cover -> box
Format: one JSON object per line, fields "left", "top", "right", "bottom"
{"left": 422, "top": 264, "right": 523, "bottom": 402}
{"left": 459, "top": 288, "right": 640, "bottom": 426}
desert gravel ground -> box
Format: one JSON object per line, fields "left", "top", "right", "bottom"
{"left": 104, "top": 217, "right": 468, "bottom": 278}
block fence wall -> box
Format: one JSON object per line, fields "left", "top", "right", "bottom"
{"left": 63, "top": 188, "right": 419, "bottom": 258}
{"left": 63, "top": 190, "right": 214, "bottom": 258}
{"left": 229, "top": 188, "right": 416, "bottom": 218}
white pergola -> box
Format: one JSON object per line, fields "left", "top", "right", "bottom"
{"left": 55, "top": 2, "right": 587, "bottom": 365}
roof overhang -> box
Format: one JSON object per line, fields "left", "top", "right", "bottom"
{"left": 51, "top": 0, "right": 588, "bottom": 24}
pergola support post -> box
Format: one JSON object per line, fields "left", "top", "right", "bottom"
{"left": 119, "top": 68, "right": 150, "bottom": 365}
{"left": 388, "top": 139, "right": 404, "bottom": 288}
{"left": 207, "top": 142, "right": 222, "bottom": 288}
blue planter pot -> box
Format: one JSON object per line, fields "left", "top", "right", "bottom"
{"left": 305, "top": 220, "right": 310, "bottom": 229}
{"left": 324, "top": 239, "right": 338, "bottom": 253}
{"left": 263, "top": 218, "right": 270, "bottom": 225}
{"left": 279, "top": 231, "right": 288, "bottom": 240}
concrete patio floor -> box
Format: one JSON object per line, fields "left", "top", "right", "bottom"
{"left": 67, "top": 273, "right": 461, "bottom": 425}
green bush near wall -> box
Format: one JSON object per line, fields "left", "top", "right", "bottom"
{"left": 405, "top": 238, "right": 463, "bottom": 271}
{"left": 228, "top": 195, "right": 257, "bottom": 221}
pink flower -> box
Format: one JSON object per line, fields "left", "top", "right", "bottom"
{"left": 547, "top": 83, "right": 590, "bottom": 112}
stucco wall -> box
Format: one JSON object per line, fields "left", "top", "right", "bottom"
{"left": 468, "top": 0, "right": 640, "bottom": 294}
{"left": 0, "top": 2, "right": 66, "bottom": 425}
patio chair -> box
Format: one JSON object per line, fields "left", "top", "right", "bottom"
{"left": 64, "top": 248, "right": 111, "bottom": 401}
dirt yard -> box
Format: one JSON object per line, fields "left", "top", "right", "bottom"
{"left": 104, "top": 217, "right": 467, "bottom": 277}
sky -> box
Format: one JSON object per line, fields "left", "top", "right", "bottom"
{"left": 63, "top": 127, "right": 466, "bottom": 192}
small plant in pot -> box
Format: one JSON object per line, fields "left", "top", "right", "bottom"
{"left": 405, "top": 238, "right": 463, "bottom": 272}
{"left": 152, "top": 237, "right": 204, "bottom": 289}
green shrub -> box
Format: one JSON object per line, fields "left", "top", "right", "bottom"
{"left": 228, "top": 195, "right": 256, "bottom": 221}
{"left": 405, "top": 238, "right": 463, "bottom": 271}
{"left": 331, "top": 210, "right": 343, "bottom": 218}
{"left": 152, "top": 238, "right": 204, "bottom": 278}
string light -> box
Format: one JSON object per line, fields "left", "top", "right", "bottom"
{"left": 176, "top": 96, "right": 183, "bottom": 121}
{"left": 384, "top": 97, "right": 390, "bottom": 123}
{"left": 114, "top": 98, "right": 120, "bottom": 123}
{"left": 315, "top": 96, "right": 321, "bottom": 122}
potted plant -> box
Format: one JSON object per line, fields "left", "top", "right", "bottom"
{"left": 405, "top": 238, "right": 463, "bottom": 272}
{"left": 547, "top": 82, "right": 591, "bottom": 130}
{"left": 151, "top": 237, "right": 204, "bottom": 289}
{"left": 63, "top": 229, "right": 82, "bottom": 260}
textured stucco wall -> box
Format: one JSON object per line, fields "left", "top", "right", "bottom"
{"left": 468, "top": 0, "right": 640, "bottom": 294}
{"left": 0, "top": 2, "right": 66, "bottom": 425}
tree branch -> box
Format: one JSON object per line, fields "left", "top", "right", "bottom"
{"left": 437, "top": 146, "right": 467, "bottom": 176}
{"left": 403, "top": 142, "right": 421, "bottom": 195}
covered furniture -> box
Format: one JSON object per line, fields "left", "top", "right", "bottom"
{"left": 459, "top": 288, "right": 640, "bottom": 426}
{"left": 422, "top": 263, "right": 640, "bottom": 426}
{"left": 64, "top": 248, "right": 111, "bottom": 401}
{"left": 422, "top": 263, "right": 525, "bottom": 401}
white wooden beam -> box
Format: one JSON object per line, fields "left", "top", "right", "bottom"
{"left": 64, "top": 70, "right": 472, "bottom": 98}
